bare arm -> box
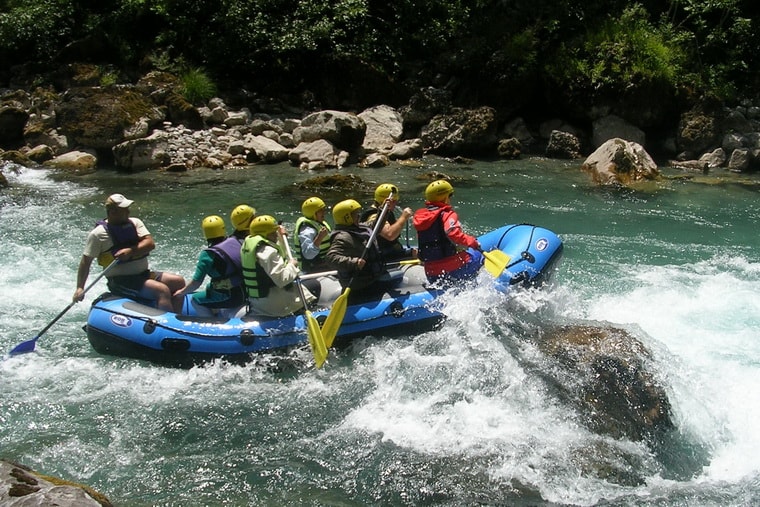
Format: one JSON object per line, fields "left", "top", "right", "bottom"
{"left": 73, "top": 255, "right": 94, "bottom": 302}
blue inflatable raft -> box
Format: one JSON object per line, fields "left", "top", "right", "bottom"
{"left": 86, "top": 224, "right": 563, "bottom": 367}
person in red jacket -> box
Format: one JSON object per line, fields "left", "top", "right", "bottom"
{"left": 412, "top": 180, "right": 484, "bottom": 283}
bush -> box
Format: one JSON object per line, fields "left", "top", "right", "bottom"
{"left": 180, "top": 68, "right": 217, "bottom": 105}
{"left": 546, "top": 4, "right": 687, "bottom": 94}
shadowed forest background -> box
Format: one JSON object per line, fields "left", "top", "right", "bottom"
{"left": 2, "top": 0, "right": 759, "bottom": 131}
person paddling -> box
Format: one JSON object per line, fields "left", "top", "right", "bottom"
{"left": 412, "top": 180, "right": 483, "bottom": 283}
{"left": 73, "top": 193, "right": 185, "bottom": 312}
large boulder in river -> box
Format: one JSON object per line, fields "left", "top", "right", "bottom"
{"left": 581, "top": 138, "right": 659, "bottom": 186}
{"left": 55, "top": 86, "right": 165, "bottom": 152}
{"left": 421, "top": 106, "right": 499, "bottom": 157}
{"left": 292, "top": 110, "right": 366, "bottom": 152}
{"left": 538, "top": 325, "right": 673, "bottom": 442}
{"left": 44, "top": 150, "right": 98, "bottom": 173}
{"left": 358, "top": 104, "right": 404, "bottom": 153}
{"left": 112, "top": 130, "right": 170, "bottom": 171}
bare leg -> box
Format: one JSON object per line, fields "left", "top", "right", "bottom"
{"left": 140, "top": 278, "right": 174, "bottom": 311}
{"left": 158, "top": 272, "right": 186, "bottom": 312}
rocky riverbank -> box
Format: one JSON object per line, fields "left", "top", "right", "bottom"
{"left": 1, "top": 66, "right": 760, "bottom": 189}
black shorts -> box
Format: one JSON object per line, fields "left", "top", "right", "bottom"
{"left": 107, "top": 270, "right": 163, "bottom": 300}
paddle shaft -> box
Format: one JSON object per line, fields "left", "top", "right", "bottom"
{"left": 38, "top": 260, "right": 118, "bottom": 337}
{"left": 345, "top": 191, "right": 394, "bottom": 287}
{"left": 9, "top": 260, "right": 117, "bottom": 355}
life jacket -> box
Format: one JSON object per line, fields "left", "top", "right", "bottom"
{"left": 294, "top": 217, "right": 332, "bottom": 270}
{"left": 206, "top": 236, "right": 244, "bottom": 290}
{"left": 416, "top": 207, "right": 457, "bottom": 262}
{"left": 95, "top": 219, "right": 148, "bottom": 267}
{"left": 329, "top": 225, "right": 385, "bottom": 285}
{"left": 240, "top": 235, "right": 281, "bottom": 299}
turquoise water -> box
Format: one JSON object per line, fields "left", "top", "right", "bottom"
{"left": 2, "top": 158, "right": 760, "bottom": 505}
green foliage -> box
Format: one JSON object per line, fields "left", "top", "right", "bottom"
{"left": 0, "top": 0, "right": 75, "bottom": 64}
{"left": 180, "top": 68, "right": 217, "bottom": 105}
{"left": 0, "top": 0, "right": 758, "bottom": 106}
{"left": 99, "top": 69, "right": 119, "bottom": 87}
{"left": 665, "top": 0, "right": 758, "bottom": 99}
{"left": 547, "top": 4, "right": 687, "bottom": 94}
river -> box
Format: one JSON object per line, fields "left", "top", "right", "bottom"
{"left": 1, "top": 157, "right": 759, "bottom": 505}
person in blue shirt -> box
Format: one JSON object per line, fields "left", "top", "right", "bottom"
{"left": 174, "top": 215, "right": 246, "bottom": 316}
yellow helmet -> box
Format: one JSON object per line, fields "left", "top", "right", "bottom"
{"left": 201, "top": 215, "right": 226, "bottom": 240}
{"left": 230, "top": 204, "right": 256, "bottom": 231}
{"left": 301, "top": 197, "right": 326, "bottom": 220}
{"left": 425, "top": 179, "right": 454, "bottom": 201}
{"left": 374, "top": 183, "right": 398, "bottom": 203}
{"left": 249, "top": 215, "right": 279, "bottom": 237}
{"left": 332, "top": 199, "right": 362, "bottom": 226}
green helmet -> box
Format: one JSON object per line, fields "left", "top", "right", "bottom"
{"left": 201, "top": 215, "right": 226, "bottom": 240}
{"left": 301, "top": 197, "right": 326, "bottom": 220}
{"left": 249, "top": 215, "right": 279, "bottom": 237}
{"left": 374, "top": 183, "right": 398, "bottom": 203}
{"left": 230, "top": 204, "right": 256, "bottom": 231}
{"left": 332, "top": 199, "right": 362, "bottom": 226}
{"left": 424, "top": 179, "right": 454, "bottom": 201}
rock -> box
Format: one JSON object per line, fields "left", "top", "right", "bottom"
{"left": 112, "top": 130, "right": 170, "bottom": 171}
{"left": 26, "top": 144, "right": 55, "bottom": 163}
{"left": 55, "top": 86, "right": 165, "bottom": 150}
{"left": 399, "top": 87, "right": 453, "bottom": 137}
{"left": 358, "top": 104, "right": 404, "bottom": 153}
{"left": 698, "top": 148, "right": 726, "bottom": 169}
{"left": 677, "top": 109, "right": 720, "bottom": 158}
{"left": 0, "top": 150, "right": 35, "bottom": 167}
{"left": 243, "top": 135, "right": 289, "bottom": 163}
{"left": 360, "top": 152, "right": 390, "bottom": 167}
{"left": 289, "top": 139, "right": 347, "bottom": 168}
{"left": 545, "top": 130, "right": 581, "bottom": 159}
{"left": 0, "top": 105, "right": 29, "bottom": 149}
{"left": 669, "top": 159, "right": 709, "bottom": 174}
{"left": 292, "top": 110, "right": 366, "bottom": 152}
{"left": 721, "top": 132, "right": 746, "bottom": 152}
{"left": 497, "top": 137, "right": 521, "bottom": 159}
{"left": 23, "top": 124, "right": 68, "bottom": 155}
{"left": 727, "top": 148, "right": 750, "bottom": 172}
{"left": 388, "top": 138, "right": 423, "bottom": 160}
{"left": 0, "top": 459, "right": 112, "bottom": 506}
{"left": 581, "top": 138, "right": 659, "bottom": 186}
{"left": 421, "top": 106, "right": 498, "bottom": 156}
{"left": 164, "top": 91, "right": 203, "bottom": 130}
{"left": 44, "top": 150, "right": 98, "bottom": 172}
{"left": 538, "top": 325, "right": 673, "bottom": 441}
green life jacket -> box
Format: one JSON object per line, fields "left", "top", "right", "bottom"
{"left": 240, "top": 235, "right": 283, "bottom": 299}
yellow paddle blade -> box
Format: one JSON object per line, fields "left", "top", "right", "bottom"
{"left": 305, "top": 311, "right": 328, "bottom": 368}
{"left": 398, "top": 258, "right": 421, "bottom": 265}
{"left": 321, "top": 287, "right": 350, "bottom": 349}
{"left": 482, "top": 249, "right": 510, "bottom": 278}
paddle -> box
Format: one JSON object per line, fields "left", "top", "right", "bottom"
{"left": 279, "top": 230, "right": 328, "bottom": 368}
{"left": 8, "top": 260, "right": 118, "bottom": 356}
{"left": 479, "top": 248, "right": 511, "bottom": 278}
{"left": 298, "top": 259, "right": 420, "bottom": 282}
{"left": 321, "top": 194, "right": 394, "bottom": 349}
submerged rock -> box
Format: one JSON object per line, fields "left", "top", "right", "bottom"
{"left": 537, "top": 324, "right": 673, "bottom": 442}
{"left": 0, "top": 459, "right": 112, "bottom": 506}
